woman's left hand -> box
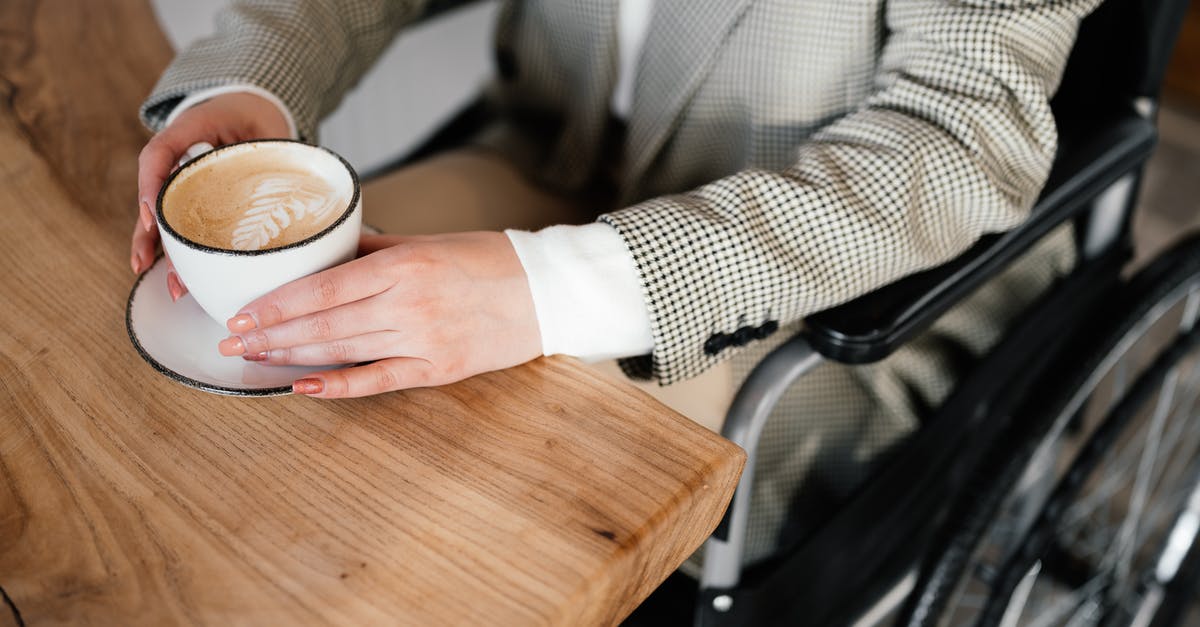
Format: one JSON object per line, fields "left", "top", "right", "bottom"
{"left": 218, "top": 232, "right": 543, "bottom": 398}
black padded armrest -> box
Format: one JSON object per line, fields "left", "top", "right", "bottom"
{"left": 803, "top": 110, "right": 1158, "bottom": 364}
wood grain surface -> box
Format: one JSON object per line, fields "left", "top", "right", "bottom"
{"left": 0, "top": 2, "right": 745, "bottom": 625}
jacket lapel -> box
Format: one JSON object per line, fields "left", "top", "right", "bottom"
{"left": 624, "top": 0, "right": 757, "bottom": 189}
{"left": 529, "top": 0, "right": 619, "bottom": 189}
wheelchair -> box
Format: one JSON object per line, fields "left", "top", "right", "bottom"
{"left": 380, "top": 0, "right": 1199, "bottom": 623}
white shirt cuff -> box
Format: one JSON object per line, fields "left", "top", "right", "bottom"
{"left": 164, "top": 84, "right": 299, "bottom": 139}
{"left": 506, "top": 223, "right": 654, "bottom": 361}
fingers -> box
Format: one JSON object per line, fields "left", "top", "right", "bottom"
{"left": 130, "top": 218, "right": 158, "bottom": 274}
{"left": 246, "top": 332, "right": 404, "bottom": 366}
{"left": 132, "top": 127, "right": 193, "bottom": 274}
{"left": 293, "top": 358, "right": 438, "bottom": 398}
{"left": 234, "top": 252, "right": 400, "bottom": 330}
{"left": 139, "top": 198, "right": 155, "bottom": 232}
{"left": 178, "top": 142, "right": 215, "bottom": 168}
{"left": 221, "top": 299, "right": 398, "bottom": 356}
{"left": 157, "top": 256, "right": 188, "bottom": 301}
{"left": 131, "top": 91, "right": 298, "bottom": 275}
{"left": 137, "top": 134, "right": 189, "bottom": 214}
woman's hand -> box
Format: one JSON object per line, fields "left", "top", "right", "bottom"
{"left": 131, "top": 92, "right": 291, "bottom": 299}
{"left": 217, "top": 232, "right": 544, "bottom": 398}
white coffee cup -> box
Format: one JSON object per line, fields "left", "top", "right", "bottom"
{"left": 156, "top": 139, "right": 362, "bottom": 325}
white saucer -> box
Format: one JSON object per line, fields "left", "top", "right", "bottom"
{"left": 126, "top": 256, "right": 340, "bottom": 396}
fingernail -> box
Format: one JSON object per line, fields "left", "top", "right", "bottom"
{"left": 140, "top": 201, "right": 153, "bottom": 232}
{"left": 218, "top": 336, "right": 246, "bottom": 356}
{"left": 167, "top": 271, "right": 183, "bottom": 302}
{"left": 242, "top": 351, "right": 268, "bottom": 362}
{"left": 227, "top": 313, "right": 257, "bottom": 333}
{"left": 131, "top": 254, "right": 141, "bottom": 274}
{"left": 293, "top": 378, "right": 324, "bottom": 395}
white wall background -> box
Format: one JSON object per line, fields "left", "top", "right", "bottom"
{"left": 150, "top": 1, "right": 498, "bottom": 174}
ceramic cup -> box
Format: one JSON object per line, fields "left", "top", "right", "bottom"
{"left": 155, "top": 140, "right": 362, "bottom": 325}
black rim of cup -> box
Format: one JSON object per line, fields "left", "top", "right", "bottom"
{"left": 155, "top": 138, "right": 362, "bottom": 256}
{"left": 124, "top": 254, "right": 296, "bottom": 397}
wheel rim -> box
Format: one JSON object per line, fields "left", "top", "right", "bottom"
{"left": 940, "top": 280, "right": 1200, "bottom": 627}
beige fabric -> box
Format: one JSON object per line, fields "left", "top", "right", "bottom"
{"left": 361, "top": 149, "right": 594, "bottom": 235}
{"left": 590, "top": 360, "right": 734, "bottom": 434}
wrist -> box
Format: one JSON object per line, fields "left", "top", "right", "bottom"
{"left": 164, "top": 85, "right": 297, "bottom": 139}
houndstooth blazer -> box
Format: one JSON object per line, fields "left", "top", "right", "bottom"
{"left": 142, "top": 0, "right": 1101, "bottom": 386}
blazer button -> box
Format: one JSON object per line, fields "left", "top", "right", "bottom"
{"left": 755, "top": 320, "right": 779, "bottom": 339}
{"left": 704, "top": 333, "right": 730, "bottom": 356}
{"left": 732, "top": 326, "right": 755, "bottom": 346}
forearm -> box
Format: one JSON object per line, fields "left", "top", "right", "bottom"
{"left": 141, "top": 0, "right": 429, "bottom": 140}
{"left": 602, "top": 0, "right": 1102, "bottom": 384}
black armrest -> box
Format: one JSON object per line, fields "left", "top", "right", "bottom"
{"left": 803, "top": 110, "right": 1158, "bottom": 364}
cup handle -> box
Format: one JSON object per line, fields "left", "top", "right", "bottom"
{"left": 177, "top": 142, "right": 215, "bottom": 169}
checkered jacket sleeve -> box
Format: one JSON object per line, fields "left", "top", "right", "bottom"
{"left": 140, "top": 0, "right": 428, "bottom": 141}
{"left": 600, "top": 0, "right": 1101, "bottom": 385}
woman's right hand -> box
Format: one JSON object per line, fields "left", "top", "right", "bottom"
{"left": 131, "top": 92, "right": 292, "bottom": 299}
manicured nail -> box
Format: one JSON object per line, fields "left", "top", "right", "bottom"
{"left": 293, "top": 378, "right": 324, "bottom": 395}
{"left": 218, "top": 336, "right": 246, "bottom": 356}
{"left": 242, "top": 351, "right": 268, "bottom": 362}
{"left": 166, "top": 271, "right": 184, "bottom": 302}
{"left": 227, "top": 313, "right": 257, "bottom": 333}
{"left": 140, "top": 201, "right": 153, "bottom": 232}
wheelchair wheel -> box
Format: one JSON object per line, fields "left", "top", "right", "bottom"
{"left": 905, "top": 234, "right": 1200, "bottom": 627}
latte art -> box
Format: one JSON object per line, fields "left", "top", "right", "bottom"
{"left": 230, "top": 175, "right": 339, "bottom": 250}
{"left": 155, "top": 140, "right": 362, "bottom": 325}
{"left": 162, "top": 147, "right": 351, "bottom": 251}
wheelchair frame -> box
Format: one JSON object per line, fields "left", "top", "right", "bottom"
{"left": 688, "top": 0, "right": 1194, "bottom": 621}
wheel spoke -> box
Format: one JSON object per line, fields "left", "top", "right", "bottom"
{"left": 1145, "top": 359, "right": 1200, "bottom": 483}
{"left": 1058, "top": 366, "right": 1198, "bottom": 533}
{"left": 1026, "top": 570, "right": 1107, "bottom": 627}
{"left": 1131, "top": 365, "right": 1200, "bottom": 542}
{"left": 1000, "top": 561, "right": 1042, "bottom": 627}
{"left": 1154, "top": 479, "right": 1200, "bottom": 583}
{"left": 938, "top": 275, "right": 1200, "bottom": 627}
{"left": 1112, "top": 358, "right": 1130, "bottom": 414}
{"left": 1135, "top": 385, "right": 1200, "bottom": 556}
{"left": 1179, "top": 289, "right": 1200, "bottom": 334}
{"left": 1112, "top": 366, "right": 1179, "bottom": 579}
{"left": 1062, "top": 597, "right": 1101, "bottom": 627}
{"left": 1060, "top": 413, "right": 1158, "bottom": 533}
{"left": 1128, "top": 584, "right": 1166, "bottom": 627}
{"left": 1148, "top": 362, "right": 1200, "bottom": 495}
{"left": 1142, "top": 459, "right": 1200, "bottom": 553}
{"left": 1061, "top": 441, "right": 1145, "bottom": 530}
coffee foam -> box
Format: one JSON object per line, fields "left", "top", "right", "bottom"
{"left": 163, "top": 143, "right": 353, "bottom": 251}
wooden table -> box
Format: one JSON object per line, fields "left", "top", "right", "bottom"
{"left": 0, "top": 2, "right": 745, "bottom": 625}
